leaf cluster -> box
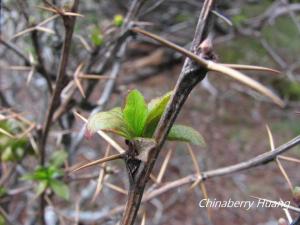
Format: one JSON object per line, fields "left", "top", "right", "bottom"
{"left": 22, "top": 150, "right": 69, "bottom": 200}
{"left": 86, "top": 90, "right": 205, "bottom": 146}
{"left": 0, "top": 120, "right": 34, "bottom": 162}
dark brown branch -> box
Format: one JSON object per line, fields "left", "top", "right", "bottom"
{"left": 0, "top": 37, "right": 31, "bottom": 64}
{"left": 37, "top": 2, "right": 79, "bottom": 224}
{"left": 31, "top": 30, "right": 53, "bottom": 93}
{"left": 39, "top": 0, "right": 80, "bottom": 165}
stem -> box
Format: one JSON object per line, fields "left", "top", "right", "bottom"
{"left": 37, "top": 1, "right": 79, "bottom": 224}
{"left": 39, "top": 1, "right": 79, "bottom": 165}
{"left": 120, "top": 1, "right": 215, "bottom": 224}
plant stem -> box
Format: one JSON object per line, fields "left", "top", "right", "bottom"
{"left": 120, "top": 1, "right": 216, "bottom": 225}
{"left": 38, "top": 1, "right": 79, "bottom": 224}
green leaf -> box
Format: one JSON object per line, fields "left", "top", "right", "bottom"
{"left": 22, "top": 166, "right": 63, "bottom": 182}
{"left": 0, "top": 215, "right": 5, "bottom": 225}
{"left": 47, "top": 166, "right": 63, "bottom": 179}
{"left": 167, "top": 124, "right": 205, "bottom": 146}
{"left": 123, "top": 90, "right": 148, "bottom": 137}
{"left": 22, "top": 167, "right": 48, "bottom": 181}
{"left": 87, "top": 107, "right": 130, "bottom": 139}
{"left": 0, "top": 187, "right": 7, "bottom": 198}
{"left": 50, "top": 180, "right": 70, "bottom": 200}
{"left": 144, "top": 91, "right": 172, "bottom": 137}
{"left": 1, "top": 147, "right": 14, "bottom": 161}
{"left": 114, "top": 14, "right": 124, "bottom": 27}
{"left": 35, "top": 180, "right": 48, "bottom": 196}
{"left": 91, "top": 27, "right": 104, "bottom": 46}
{"left": 50, "top": 150, "right": 68, "bottom": 168}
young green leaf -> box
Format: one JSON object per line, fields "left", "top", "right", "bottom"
{"left": 114, "top": 14, "right": 124, "bottom": 27}
{"left": 29, "top": 167, "right": 49, "bottom": 181}
{"left": 50, "top": 180, "right": 70, "bottom": 200}
{"left": 50, "top": 150, "right": 68, "bottom": 168}
{"left": 167, "top": 124, "right": 205, "bottom": 146}
{"left": 91, "top": 27, "right": 104, "bottom": 46}
{"left": 123, "top": 90, "right": 148, "bottom": 137}
{"left": 86, "top": 107, "right": 130, "bottom": 139}
{"left": 144, "top": 91, "right": 172, "bottom": 137}
{"left": 0, "top": 187, "right": 7, "bottom": 198}
{"left": 35, "top": 181, "right": 48, "bottom": 197}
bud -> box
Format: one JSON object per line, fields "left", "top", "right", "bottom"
{"left": 198, "top": 36, "right": 217, "bottom": 61}
{"left": 91, "top": 28, "right": 104, "bottom": 47}
{"left": 114, "top": 14, "right": 124, "bottom": 27}
{"left": 84, "top": 129, "right": 93, "bottom": 139}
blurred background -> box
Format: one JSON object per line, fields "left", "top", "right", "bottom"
{"left": 1, "top": 0, "right": 300, "bottom": 224}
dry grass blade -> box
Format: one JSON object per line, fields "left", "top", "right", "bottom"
{"left": 73, "top": 111, "right": 126, "bottom": 153}
{"left": 208, "top": 62, "right": 284, "bottom": 107}
{"left": 71, "top": 153, "right": 123, "bottom": 172}
{"left": 105, "top": 182, "right": 128, "bottom": 195}
{"left": 221, "top": 64, "right": 280, "bottom": 74}
{"left": 156, "top": 149, "right": 172, "bottom": 183}
{"left": 266, "top": 125, "right": 293, "bottom": 191}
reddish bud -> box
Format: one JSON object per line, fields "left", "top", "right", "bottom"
{"left": 84, "top": 129, "right": 93, "bottom": 139}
